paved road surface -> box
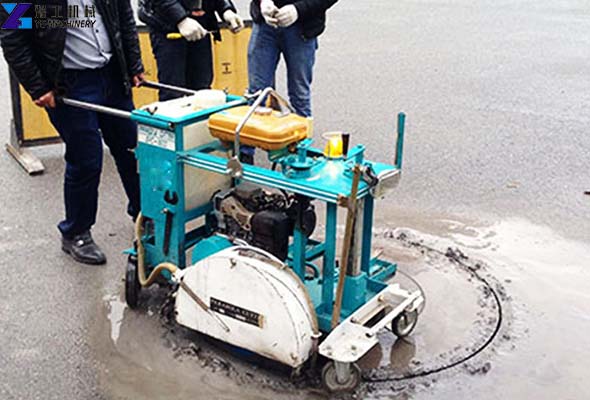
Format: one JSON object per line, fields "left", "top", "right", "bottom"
{"left": 0, "top": 1, "right": 588, "bottom": 399}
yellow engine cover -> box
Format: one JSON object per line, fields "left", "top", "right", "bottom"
{"left": 208, "top": 106, "right": 309, "bottom": 151}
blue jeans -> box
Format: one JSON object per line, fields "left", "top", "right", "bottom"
{"left": 47, "top": 61, "right": 140, "bottom": 238}
{"left": 248, "top": 22, "right": 318, "bottom": 118}
{"left": 149, "top": 30, "right": 213, "bottom": 101}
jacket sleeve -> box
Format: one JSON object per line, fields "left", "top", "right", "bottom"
{"left": 292, "top": 0, "right": 338, "bottom": 21}
{"left": 214, "top": 0, "right": 237, "bottom": 16}
{"left": 153, "top": 0, "right": 189, "bottom": 26}
{"left": 0, "top": 10, "right": 52, "bottom": 100}
{"left": 118, "top": 0, "right": 144, "bottom": 76}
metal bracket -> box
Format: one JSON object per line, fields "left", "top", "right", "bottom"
{"left": 320, "top": 284, "right": 424, "bottom": 364}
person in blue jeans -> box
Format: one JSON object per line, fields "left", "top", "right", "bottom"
{"left": 0, "top": 0, "right": 144, "bottom": 265}
{"left": 244, "top": 0, "right": 338, "bottom": 162}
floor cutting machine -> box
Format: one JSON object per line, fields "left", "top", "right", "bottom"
{"left": 62, "top": 83, "right": 424, "bottom": 392}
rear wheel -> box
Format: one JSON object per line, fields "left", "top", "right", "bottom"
{"left": 392, "top": 309, "right": 418, "bottom": 338}
{"left": 125, "top": 255, "right": 141, "bottom": 308}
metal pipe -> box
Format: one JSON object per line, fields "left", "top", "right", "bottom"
{"left": 60, "top": 98, "right": 132, "bottom": 119}
{"left": 234, "top": 87, "right": 273, "bottom": 157}
{"left": 395, "top": 112, "right": 406, "bottom": 169}
{"left": 139, "top": 80, "right": 199, "bottom": 96}
{"left": 235, "top": 87, "right": 295, "bottom": 156}
{"left": 226, "top": 87, "right": 295, "bottom": 178}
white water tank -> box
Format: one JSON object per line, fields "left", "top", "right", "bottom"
{"left": 141, "top": 90, "right": 231, "bottom": 210}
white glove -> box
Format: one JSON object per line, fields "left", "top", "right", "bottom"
{"left": 260, "top": 0, "right": 279, "bottom": 27}
{"left": 177, "top": 17, "right": 208, "bottom": 41}
{"left": 276, "top": 4, "right": 298, "bottom": 28}
{"left": 223, "top": 10, "right": 244, "bottom": 33}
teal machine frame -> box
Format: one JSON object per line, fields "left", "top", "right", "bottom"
{"left": 63, "top": 84, "right": 406, "bottom": 333}
{"left": 131, "top": 96, "right": 405, "bottom": 332}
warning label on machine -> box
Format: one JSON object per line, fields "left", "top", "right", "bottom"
{"left": 210, "top": 297, "right": 264, "bottom": 328}
{"left": 138, "top": 124, "right": 175, "bottom": 150}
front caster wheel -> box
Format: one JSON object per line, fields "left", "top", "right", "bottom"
{"left": 392, "top": 309, "right": 418, "bottom": 338}
{"left": 321, "top": 361, "right": 361, "bottom": 392}
{"left": 125, "top": 255, "right": 141, "bottom": 308}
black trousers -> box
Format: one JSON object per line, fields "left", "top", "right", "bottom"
{"left": 149, "top": 30, "right": 214, "bottom": 101}
{"left": 46, "top": 61, "right": 140, "bottom": 238}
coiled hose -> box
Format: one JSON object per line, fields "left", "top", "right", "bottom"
{"left": 135, "top": 212, "right": 179, "bottom": 287}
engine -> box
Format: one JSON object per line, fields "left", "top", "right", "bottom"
{"left": 213, "top": 186, "right": 316, "bottom": 260}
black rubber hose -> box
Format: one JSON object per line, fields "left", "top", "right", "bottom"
{"left": 364, "top": 245, "right": 503, "bottom": 383}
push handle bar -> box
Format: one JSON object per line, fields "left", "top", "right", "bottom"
{"left": 59, "top": 97, "right": 133, "bottom": 119}
{"left": 58, "top": 80, "right": 203, "bottom": 118}
{"left": 138, "top": 80, "right": 199, "bottom": 96}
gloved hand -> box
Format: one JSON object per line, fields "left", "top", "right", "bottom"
{"left": 260, "top": 0, "right": 279, "bottom": 27}
{"left": 276, "top": 4, "right": 298, "bottom": 28}
{"left": 223, "top": 10, "right": 244, "bottom": 33}
{"left": 177, "top": 17, "right": 208, "bottom": 41}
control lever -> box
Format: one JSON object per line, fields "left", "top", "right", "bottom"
{"left": 228, "top": 87, "right": 294, "bottom": 179}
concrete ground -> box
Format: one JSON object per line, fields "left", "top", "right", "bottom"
{"left": 0, "top": 1, "right": 589, "bottom": 399}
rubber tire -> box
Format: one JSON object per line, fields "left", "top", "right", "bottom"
{"left": 125, "top": 255, "right": 141, "bottom": 309}
{"left": 392, "top": 309, "right": 418, "bottom": 338}
{"left": 321, "top": 362, "right": 361, "bottom": 393}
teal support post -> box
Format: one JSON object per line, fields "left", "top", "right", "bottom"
{"left": 293, "top": 225, "right": 306, "bottom": 280}
{"left": 342, "top": 273, "right": 368, "bottom": 313}
{"left": 174, "top": 124, "right": 187, "bottom": 268}
{"left": 360, "top": 196, "right": 374, "bottom": 274}
{"left": 395, "top": 113, "right": 406, "bottom": 170}
{"left": 322, "top": 202, "right": 338, "bottom": 313}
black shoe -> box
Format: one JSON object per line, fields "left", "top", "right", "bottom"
{"left": 62, "top": 231, "right": 107, "bottom": 265}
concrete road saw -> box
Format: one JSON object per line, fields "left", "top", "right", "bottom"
{"left": 62, "top": 84, "right": 424, "bottom": 392}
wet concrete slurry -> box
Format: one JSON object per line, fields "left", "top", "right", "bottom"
{"left": 1, "top": 0, "right": 590, "bottom": 399}
{"left": 69, "top": 206, "right": 588, "bottom": 400}
{"left": 87, "top": 210, "right": 590, "bottom": 400}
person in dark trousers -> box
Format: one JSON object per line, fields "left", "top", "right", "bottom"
{"left": 139, "top": 0, "right": 244, "bottom": 100}
{"left": 0, "top": 0, "right": 144, "bottom": 265}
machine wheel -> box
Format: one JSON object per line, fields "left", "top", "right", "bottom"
{"left": 321, "top": 361, "right": 361, "bottom": 392}
{"left": 125, "top": 255, "right": 141, "bottom": 309}
{"left": 392, "top": 309, "right": 418, "bottom": 338}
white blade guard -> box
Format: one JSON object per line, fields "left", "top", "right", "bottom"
{"left": 175, "top": 246, "right": 318, "bottom": 368}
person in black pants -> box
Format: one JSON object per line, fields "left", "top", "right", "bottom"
{"left": 0, "top": 0, "right": 144, "bottom": 265}
{"left": 139, "top": 0, "right": 244, "bottom": 101}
